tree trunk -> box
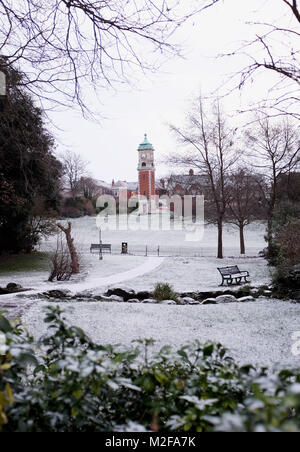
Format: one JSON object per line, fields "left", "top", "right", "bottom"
{"left": 239, "top": 223, "right": 246, "bottom": 255}
{"left": 267, "top": 183, "right": 276, "bottom": 258}
{"left": 57, "top": 222, "right": 80, "bottom": 274}
{"left": 267, "top": 213, "right": 275, "bottom": 258}
{"left": 217, "top": 219, "right": 223, "bottom": 259}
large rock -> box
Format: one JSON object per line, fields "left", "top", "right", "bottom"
{"left": 161, "top": 300, "right": 177, "bottom": 305}
{"left": 201, "top": 298, "right": 217, "bottom": 305}
{"left": 127, "top": 298, "right": 141, "bottom": 304}
{"left": 142, "top": 299, "right": 157, "bottom": 304}
{"left": 181, "top": 297, "right": 200, "bottom": 305}
{"left": 136, "top": 291, "right": 152, "bottom": 301}
{"left": 105, "top": 287, "right": 135, "bottom": 301}
{"left": 43, "top": 289, "right": 72, "bottom": 299}
{"left": 237, "top": 296, "right": 255, "bottom": 303}
{"left": 103, "top": 295, "right": 124, "bottom": 302}
{"left": 6, "top": 283, "right": 23, "bottom": 292}
{"left": 216, "top": 294, "right": 237, "bottom": 304}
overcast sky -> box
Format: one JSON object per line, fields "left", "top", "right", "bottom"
{"left": 48, "top": 0, "right": 291, "bottom": 183}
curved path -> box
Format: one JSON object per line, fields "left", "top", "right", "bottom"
{"left": 68, "top": 256, "right": 164, "bottom": 292}
{"left": 0, "top": 257, "right": 165, "bottom": 317}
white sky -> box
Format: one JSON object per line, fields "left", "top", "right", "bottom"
{"left": 48, "top": 0, "right": 293, "bottom": 183}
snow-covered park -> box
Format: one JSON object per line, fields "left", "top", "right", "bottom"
{"left": 0, "top": 217, "right": 272, "bottom": 293}
{"left": 1, "top": 218, "right": 300, "bottom": 369}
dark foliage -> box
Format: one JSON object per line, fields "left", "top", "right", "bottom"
{"left": 0, "top": 61, "right": 62, "bottom": 253}
{"left": 1, "top": 306, "right": 300, "bottom": 432}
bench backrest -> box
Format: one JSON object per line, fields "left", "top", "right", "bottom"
{"left": 90, "top": 243, "right": 111, "bottom": 249}
{"left": 218, "top": 266, "right": 240, "bottom": 276}
{"left": 101, "top": 244, "right": 111, "bottom": 249}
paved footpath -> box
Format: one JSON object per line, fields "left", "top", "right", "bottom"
{"left": 0, "top": 257, "right": 164, "bottom": 318}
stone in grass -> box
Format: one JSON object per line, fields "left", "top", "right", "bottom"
{"left": 96, "top": 295, "right": 124, "bottom": 302}
{"left": 216, "top": 294, "right": 237, "bottom": 304}
{"left": 142, "top": 299, "right": 157, "bottom": 304}
{"left": 127, "top": 299, "right": 141, "bottom": 303}
{"left": 105, "top": 287, "right": 135, "bottom": 301}
{"left": 201, "top": 298, "right": 217, "bottom": 305}
{"left": 96, "top": 295, "right": 112, "bottom": 301}
{"left": 6, "top": 283, "right": 23, "bottom": 292}
{"left": 107, "top": 295, "right": 124, "bottom": 302}
{"left": 75, "top": 290, "right": 94, "bottom": 298}
{"left": 74, "top": 293, "right": 93, "bottom": 300}
{"left": 161, "top": 300, "right": 177, "bottom": 305}
{"left": 238, "top": 296, "right": 255, "bottom": 302}
{"left": 136, "top": 291, "right": 152, "bottom": 301}
{"left": 43, "top": 289, "right": 72, "bottom": 299}
{"left": 181, "top": 297, "right": 200, "bottom": 305}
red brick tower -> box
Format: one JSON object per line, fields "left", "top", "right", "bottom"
{"left": 138, "top": 134, "right": 156, "bottom": 200}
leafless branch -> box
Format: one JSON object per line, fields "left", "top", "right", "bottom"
{"left": 0, "top": 0, "right": 215, "bottom": 115}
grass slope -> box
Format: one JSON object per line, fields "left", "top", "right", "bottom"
{"left": 0, "top": 252, "right": 50, "bottom": 275}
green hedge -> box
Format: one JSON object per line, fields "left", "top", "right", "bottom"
{"left": 1, "top": 306, "right": 300, "bottom": 432}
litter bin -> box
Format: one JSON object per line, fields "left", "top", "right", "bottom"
{"left": 122, "top": 242, "right": 128, "bottom": 254}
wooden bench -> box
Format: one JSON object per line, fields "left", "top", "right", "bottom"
{"left": 90, "top": 244, "right": 112, "bottom": 254}
{"left": 217, "top": 265, "right": 250, "bottom": 286}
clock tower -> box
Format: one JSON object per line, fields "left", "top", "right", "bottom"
{"left": 138, "top": 134, "right": 156, "bottom": 200}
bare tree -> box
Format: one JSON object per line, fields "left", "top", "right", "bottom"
{"left": 57, "top": 221, "right": 80, "bottom": 274}
{"left": 226, "top": 168, "right": 266, "bottom": 255}
{"left": 48, "top": 233, "right": 73, "bottom": 282}
{"left": 246, "top": 117, "right": 300, "bottom": 257}
{"left": 0, "top": 1, "right": 218, "bottom": 113}
{"left": 221, "top": 0, "right": 300, "bottom": 120}
{"left": 80, "top": 177, "right": 99, "bottom": 200}
{"left": 169, "top": 97, "right": 238, "bottom": 259}
{"left": 61, "top": 151, "right": 89, "bottom": 198}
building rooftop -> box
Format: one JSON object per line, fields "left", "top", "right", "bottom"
{"left": 112, "top": 180, "right": 138, "bottom": 191}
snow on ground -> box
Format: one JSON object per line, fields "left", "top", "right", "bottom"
{"left": 22, "top": 299, "right": 300, "bottom": 369}
{"left": 2, "top": 218, "right": 296, "bottom": 370}
{"left": 0, "top": 219, "right": 270, "bottom": 293}
{"left": 117, "top": 256, "right": 271, "bottom": 293}
{"left": 0, "top": 255, "right": 163, "bottom": 294}
{"left": 40, "top": 217, "right": 267, "bottom": 257}
{"left": 0, "top": 254, "right": 271, "bottom": 294}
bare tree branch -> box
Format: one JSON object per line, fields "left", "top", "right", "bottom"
{"left": 0, "top": 0, "right": 216, "bottom": 114}
{"left": 169, "top": 96, "right": 238, "bottom": 258}
{"left": 217, "top": 0, "right": 300, "bottom": 121}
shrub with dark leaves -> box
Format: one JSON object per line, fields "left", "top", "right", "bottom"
{"left": 1, "top": 307, "right": 300, "bottom": 432}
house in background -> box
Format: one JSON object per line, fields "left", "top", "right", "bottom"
{"left": 111, "top": 180, "right": 138, "bottom": 199}
{"left": 158, "top": 170, "right": 210, "bottom": 197}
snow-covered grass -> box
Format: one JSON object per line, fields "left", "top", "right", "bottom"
{"left": 0, "top": 218, "right": 270, "bottom": 293}
{"left": 22, "top": 299, "right": 300, "bottom": 369}
{"left": 40, "top": 217, "right": 267, "bottom": 257}
{"left": 0, "top": 253, "right": 271, "bottom": 294}
{"left": 2, "top": 217, "right": 296, "bottom": 370}
{"left": 118, "top": 256, "right": 270, "bottom": 293}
